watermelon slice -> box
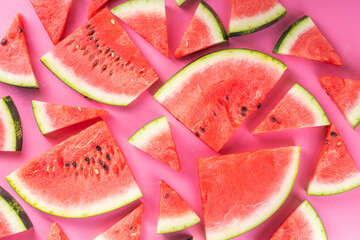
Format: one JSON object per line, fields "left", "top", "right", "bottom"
{"left": 93, "top": 203, "right": 144, "bottom": 240}
{"left": 47, "top": 222, "right": 69, "bottom": 240}
{"left": 229, "top": 0, "right": 287, "bottom": 36}
{"left": 128, "top": 116, "right": 181, "bottom": 172}
{"left": 6, "top": 120, "right": 142, "bottom": 218}
{"left": 0, "top": 96, "right": 22, "bottom": 151}
{"left": 319, "top": 75, "right": 360, "bottom": 129}
{"left": 0, "top": 14, "right": 38, "bottom": 88}
{"left": 111, "top": 0, "right": 169, "bottom": 57}
{"left": 157, "top": 180, "right": 200, "bottom": 233}
{"left": 41, "top": 8, "right": 159, "bottom": 106}
{"left": 307, "top": 123, "right": 360, "bottom": 196}
{"left": 174, "top": 1, "right": 228, "bottom": 58}
{"left": 175, "top": 0, "right": 187, "bottom": 6}
{"left": 30, "top": 0, "right": 73, "bottom": 45}
{"left": 0, "top": 186, "right": 33, "bottom": 238}
{"left": 253, "top": 83, "right": 329, "bottom": 134}
{"left": 153, "top": 49, "right": 287, "bottom": 152}
{"left": 32, "top": 100, "right": 109, "bottom": 135}
{"left": 88, "top": 0, "right": 110, "bottom": 19}
{"left": 197, "top": 146, "right": 300, "bottom": 240}
{"left": 270, "top": 200, "right": 327, "bottom": 240}
{"left": 273, "top": 16, "right": 342, "bottom": 66}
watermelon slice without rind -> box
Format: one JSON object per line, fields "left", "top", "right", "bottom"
{"left": 253, "top": 83, "right": 329, "bottom": 134}
{"left": 47, "top": 222, "right": 69, "bottom": 240}
{"left": 88, "top": 0, "right": 110, "bottom": 19}
{"left": 174, "top": 0, "right": 228, "bottom": 58}
{"left": 307, "top": 123, "right": 360, "bottom": 196}
{"left": 273, "top": 16, "right": 342, "bottom": 66}
{"left": 6, "top": 120, "right": 142, "bottom": 218}
{"left": 32, "top": 100, "right": 109, "bottom": 134}
{"left": 0, "top": 14, "right": 38, "bottom": 88}
{"left": 157, "top": 180, "right": 200, "bottom": 233}
{"left": 128, "top": 116, "right": 181, "bottom": 172}
{"left": 197, "top": 146, "right": 300, "bottom": 240}
{"left": 270, "top": 200, "right": 327, "bottom": 240}
{"left": 111, "top": 0, "right": 169, "bottom": 57}
{"left": 154, "top": 49, "right": 286, "bottom": 152}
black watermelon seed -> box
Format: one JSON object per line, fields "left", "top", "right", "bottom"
{"left": 326, "top": 139, "right": 331, "bottom": 145}
{"left": 116, "top": 56, "right": 120, "bottom": 62}
{"left": 89, "top": 36, "right": 93, "bottom": 41}
{"left": 80, "top": 167, "right": 84, "bottom": 171}
{"left": 121, "top": 63, "right": 125, "bottom": 68}
{"left": 106, "top": 48, "right": 110, "bottom": 53}
{"left": 65, "top": 163, "right": 70, "bottom": 167}
{"left": 241, "top": 107, "right": 248, "bottom": 112}
{"left": 86, "top": 25, "right": 91, "bottom": 29}
{"left": 19, "top": 28, "right": 23, "bottom": 33}
{"left": 98, "top": 50, "right": 102, "bottom": 54}
{"left": 91, "top": 157, "right": 95, "bottom": 163}
{"left": 1, "top": 39, "right": 6, "bottom": 45}
{"left": 130, "top": 226, "right": 134, "bottom": 230}
{"left": 200, "top": 127, "right": 206, "bottom": 133}
{"left": 102, "top": 65, "right": 107, "bottom": 71}
{"left": 213, "top": 111, "right": 217, "bottom": 117}
{"left": 165, "top": 193, "right": 170, "bottom": 198}
{"left": 257, "top": 103, "right": 262, "bottom": 109}
{"left": 85, "top": 157, "right": 90, "bottom": 163}
{"left": 241, "top": 113, "right": 247, "bottom": 117}
{"left": 95, "top": 44, "right": 99, "bottom": 49}
{"left": 99, "top": 160, "right": 103, "bottom": 166}
{"left": 330, "top": 132, "right": 337, "bottom": 138}
{"left": 103, "top": 164, "right": 109, "bottom": 171}
{"left": 109, "top": 71, "right": 113, "bottom": 76}
{"left": 84, "top": 50, "right": 89, "bottom": 55}
{"left": 270, "top": 116, "right": 280, "bottom": 123}
{"left": 96, "top": 145, "right": 102, "bottom": 152}
{"left": 93, "top": 60, "right": 99, "bottom": 67}
{"left": 175, "top": 118, "right": 180, "bottom": 121}
{"left": 94, "top": 39, "right": 98, "bottom": 43}
{"left": 195, "top": 132, "right": 200, "bottom": 137}
{"left": 90, "top": 30, "right": 95, "bottom": 35}
{"left": 106, "top": 153, "right": 111, "bottom": 161}
{"left": 72, "top": 161, "right": 77, "bottom": 167}
{"left": 225, "top": 95, "right": 229, "bottom": 101}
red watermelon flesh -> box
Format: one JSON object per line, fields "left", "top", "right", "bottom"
{"left": 30, "top": 0, "right": 73, "bottom": 44}
{"left": 47, "top": 222, "right": 69, "bottom": 240}
{"left": 6, "top": 120, "right": 142, "bottom": 218}
{"left": 88, "top": 0, "right": 110, "bottom": 19}
{"left": 319, "top": 75, "right": 360, "bottom": 129}
{"left": 93, "top": 203, "right": 144, "bottom": 240}
{"left": 0, "top": 210, "right": 15, "bottom": 238}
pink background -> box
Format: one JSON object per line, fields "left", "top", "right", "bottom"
{"left": 1, "top": 0, "right": 360, "bottom": 239}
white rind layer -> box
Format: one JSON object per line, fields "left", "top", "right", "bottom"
{"left": 0, "top": 196, "right": 27, "bottom": 234}
{"left": 0, "top": 67, "right": 38, "bottom": 88}
{"left": 32, "top": 100, "right": 54, "bottom": 134}
{"left": 346, "top": 95, "right": 360, "bottom": 128}
{"left": 0, "top": 99, "right": 17, "bottom": 151}
{"left": 205, "top": 146, "right": 301, "bottom": 240}
{"left": 111, "top": 0, "right": 165, "bottom": 18}
{"left": 175, "top": 0, "right": 186, "bottom": 6}
{"left": 157, "top": 210, "right": 200, "bottom": 234}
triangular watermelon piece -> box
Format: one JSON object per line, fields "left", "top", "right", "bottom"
{"left": 32, "top": 100, "right": 109, "bottom": 135}
{"left": 88, "top": 0, "right": 110, "bottom": 19}
{"left": 47, "top": 222, "right": 69, "bottom": 240}
{"left": 174, "top": 1, "right": 228, "bottom": 58}
{"left": 229, "top": 0, "right": 287, "bottom": 36}
{"left": 273, "top": 16, "right": 342, "bottom": 66}
{"left": 319, "top": 75, "right": 360, "bottom": 129}
{"left": 270, "top": 200, "right": 327, "bottom": 240}
{"left": 111, "top": 0, "right": 169, "bottom": 57}
{"left": 157, "top": 180, "right": 200, "bottom": 234}
{"left": 94, "top": 203, "right": 144, "bottom": 240}
{"left": 30, "top": 0, "right": 73, "bottom": 45}
{"left": 307, "top": 123, "right": 360, "bottom": 195}
{"left": 0, "top": 14, "right": 38, "bottom": 88}
{"left": 197, "top": 146, "right": 300, "bottom": 239}
{"left": 253, "top": 83, "right": 330, "bottom": 134}
{"left": 6, "top": 120, "right": 143, "bottom": 218}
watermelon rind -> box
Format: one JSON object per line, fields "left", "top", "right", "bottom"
{"left": 175, "top": 0, "right": 186, "bottom": 6}
{"left": 229, "top": 2, "right": 286, "bottom": 37}
{"left": 0, "top": 69, "right": 38, "bottom": 88}
{"left": 32, "top": 100, "right": 55, "bottom": 134}
{"left": 157, "top": 211, "right": 200, "bottom": 234}
{"left": 0, "top": 96, "right": 22, "bottom": 151}
{"left": 111, "top": 0, "right": 164, "bottom": 16}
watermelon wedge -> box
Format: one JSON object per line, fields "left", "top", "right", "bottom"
{"left": 30, "top": 0, "right": 73, "bottom": 45}
{"left": 0, "top": 96, "right": 22, "bottom": 151}
{"left": 174, "top": 1, "right": 228, "bottom": 58}
{"left": 6, "top": 120, "right": 142, "bottom": 218}
{"left": 111, "top": 0, "right": 169, "bottom": 57}
{"left": 88, "top": 0, "right": 110, "bottom": 19}
{"left": 128, "top": 116, "right": 181, "bottom": 172}
{"left": 154, "top": 49, "right": 287, "bottom": 152}
{"left": 270, "top": 200, "right": 327, "bottom": 240}
{"left": 175, "top": 0, "right": 187, "bottom": 6}
{"left": 0, "top": 186, "right": 33, "bottom": 238}
{"left": 197, "top": 146, "right": 300, "bottom": 240}
{"left": 41, "top": 8, "right": 159, "bottom": 106}
{"left": 32, "top": 100, "right": 109, "bottom": 134}
{"left": 319, "top": 75, "right": 360, "bottom": 129}
{"left": 307, "top": 123, "right": 360, "bottom": 196}
{"left": 157, "top": 180, "right": 200, "bottom": 234}
{"left": 229, "top": 0, "right": 287, "bottom": 36}
{"left": 93, "top": 203, "right": 144, "bottom": 240}
{"left": 273, "top": 16, "right": 342, "bottom": 66}
{"left": 47, "top": 222, "right": 69, "bottom": 240}
{"left": 253, "top": 83, "right": 330, "bottom": 134}
{"left": 0, "top": 14, "right": 38, "bottom": 88}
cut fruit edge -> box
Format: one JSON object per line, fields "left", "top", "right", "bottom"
{"left": 0, "top": 68, "right": 38, "bottom": 88}
{"left": 157, "top": 210, "right": 201, "bottom": 234}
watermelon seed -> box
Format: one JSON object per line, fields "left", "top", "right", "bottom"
{"left": 91, "top": 157, "right": 95, "bottom": 163}
{"left": 93, "top": 60, "right": 99, "bottom": 67}
{"left": 75, "top": 44, "right": 79, "bottom": 49}
{"left": 94, "top": 39, "right": 98, "bottom": 43}
{"left": 257, "top": 103, "right": 261, "bottom": 109}
{"left": 72, "top": 161, "right": 77, "bottom": 167}
{"left": 241, "top": 107, "right": 248, "bottom": 112}
{"left": 52, "top": 166, "right": 55, "bottom": 172}
{"left": 213, "top": 111, "right": 217, "bottom": 117}
{"left": 330, "top": 132, "right": 337, "bottom": 137}
{"left": 109, "top": 71, "right": 113, "bottom": 76}
{"left": 96, "top": 145, "right": 102, "bottom": 152}
{"left": 241, "top": 113, "right": 246, "bottom": 117}
{"left": 98, "top": 50, "right": 102, "bottom": 54}
{"left": 103, "top": 164, "right": 109, "bottom": 171}
{"left": 121, "top": 63, "right": 125, "bottom": 68}
{"left": 200, "top": 127, "right": 206, "bottom": 133}
{"left": 65, "top": 163, "right": 70, "bottom": 167}
{"left": 1, "top": 39, "right": 6, "bottom": 45}
{"left": 165, "top": 193, "right": 170, "bottom": 198}
{"left": 90, "top": 30, "right": 95, "bottom": 35}
{"left": 106, "top": 153, "right": 111, "bottom": 161}
{"left": 116, "top": 56, "right": 120, "bottom": 62}
{"left": 46, "top": 166, "right": 50, "bottom": 172}
{"left": 89, "top": 36, "right": 93, "bottom": 41}
{"left": 86, "top": 25, "right": 91, "bottom": 29}
{"left": 326, "top": 140, "right": 330, "bottom": 145}
{"left": 95, "top": 45, "right": 100, "bottom": 49}
{"left": 84, "top": 50, "right": 89, "bottom": 55}
{"left": 99, "top": 160, "right": 104, "bottom": 166}
{"left": 19, "top": 28, "right": 23, "bottom": 33}
{"left": 111, "top": 19, "right": 115, "bottom": 25}
{"left": 66, "top": 41, "right": 73, "bottom": 46}
{"left": 85, "top": 157, "right": 90, "bottom": 163}
{"left": 94, "top": 169, "right": 99, "bottom": 175}
{"left": 130, "top": 226, "right": 134, "bottom": 230}
{"left": 106, "top": 48, "right": 110, "bottom": 53}
{"left": 270, "top": 116, "right": 280, "bottom": 124}
{"left": 110, "top": 52, "right": 115, "bottom": 57}
{"left": 102, "top": 65, "right": 107, "bottom": 71}
{"left": 225, "top": 95, "right": 229, "bottom": 101}
{"left": 195, "top": 132, "right": 200, "bottom": 137}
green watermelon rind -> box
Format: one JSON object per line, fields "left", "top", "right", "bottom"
{"left": 32, "top": 100, "right": 53, "bottom": 135}
{"left": 157, "top": 210, "right": 201, "bottom": 234}
{"left": 175, "top": 0, "right": 186, "bottom": 6}
{"left": 0, "top": 69, "right": 38, "bottom": 88}
{"left": 111, "top": 0, "right": 164, "bottom": 16}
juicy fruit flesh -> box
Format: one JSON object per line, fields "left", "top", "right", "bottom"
{"left": 0, "top": 210, "right": 17, "bottom": 238}
{"left": 88, "top": 0, "right": 109, "bottom": 19}
{"left": 230, "top": 0, "right": 279, "bottom": 18}
{"left": 47, "top": 222, "right": 69, "bottom": 240}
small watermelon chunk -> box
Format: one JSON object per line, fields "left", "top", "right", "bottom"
{"left": 93, "top": 203, "right": 144, "bottom": 240}
{"left": 111, "top": 0, "right": 169, "bottom": 57}
{"left": 30, "top": 0, "right": 73, "bottom": 45}
{"left": 197, "top": 146, "right": 300, "bottom": 239}
{"left": 0, "top": 96, "right": 22, "bottom": 151}
{"left": 270, "top": 200, "right": 327, "bottom": 240}
{"left": 307, "top": 123, "right": 360, "bottom": 195}
{"left": 88, "top": 0, "right": 110, "bottom": 19}
{"left": 154, "top": 49, "right": 287, "bottom": 152}
{"left": 273, "top": 16, "right": 342, "bottom": 66}
{"left": 229, "top": 0, "right": 287, "bottom": 36}
{"left": 41, "top": 8, "right": 159, "bottom": 106}
{"left": 0, "top": 186, "right": 32, "bottom": 238}
{"left": 175, "top": 0, "right": 187, "bottom": 7}
{"left": 0, "top": 14, "right": 38, "bottom": 88}
{"left": 157, "top": 180, "right": 200, "bottom": 234}
{"left": 6, "top": 120, "right": 142, "bottom": 218}
{"left": 32, "top": 100, "right": 109, "bottom": 134}
{"left": 128, "top": 116, "right": 181, "bottom": 172}
{"left": 47, "top": 222, "right": 69, "bottom": 240}
{"left": 319, "top": 75, "right": 360, "bottom": 129}
{"left": 253, "top": 83, "right": 329, "bottom": 134}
